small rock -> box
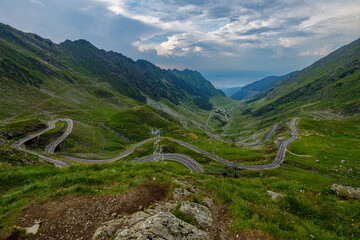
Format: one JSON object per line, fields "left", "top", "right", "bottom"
{"left": 173, "top": 179, "right": 193, "bottom": 188}
{"left": 110, "top": 212, "right": 118, "bottom": 219}
{"left": 267, "top": 190, "right": 285, "bottom": 200}
{"left": 341, "top": 160, "right": 346, "bottom": 163}
{"left": 202, "top": 197, "right": 213, "bottom": 208}
{"left": 180, "top": 201, "right": 213, "bottom": 229}
{"left": 25, "top": 220, "right": 42, "bottom": 235}
{"left": 191, "top": 187, "right": 202, "bottom": 194}
{"left": 138, "top": 205, "right": 143, "bottom": 210}
{"left": 173, "top": 188, "right": 192, "bottom": 201}
{"left": 316, "top": 160, "right": 320, "bottom": 163}
{"left": 92, "top": 219, "right": 124, "bottom": 240}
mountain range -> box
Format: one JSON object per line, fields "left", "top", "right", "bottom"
{"left": 248, "top": 37, "right": 360, "bottom": 117}
{"left": 217, "top": 87, "right": 242, "bottom": 96}
{"left": 230, "top": 72, "right": 298, "bottom": 100}
{"left": 0, "top": 22, "right": 223, "bottom": 120}
{"left": 1, "top": 22, "right": 360, "bottom": 240}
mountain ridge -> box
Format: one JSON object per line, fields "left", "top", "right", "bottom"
{"left": 244, "top": 37, "right": 360, "bottom": 117}
{"left": 0, "top": 22, "right": 223, "bottom": 112}
{"left": 231, "top": 71, "right": 298, "bottom": 100}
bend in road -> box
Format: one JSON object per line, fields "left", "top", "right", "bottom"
{"left": 12, "top": 119, "right": 73, "bottom": 167}
{"left": 13, "top": 117, "right": 299, "bottom": 171}
{"left": 133, "top": 153, "right": 204, "bottom": 173}
{"left": 60, "top": 139, "right": 152, "bottom": 163}
{"left": 45, "top": 119, "right": 73, "bottom": 154}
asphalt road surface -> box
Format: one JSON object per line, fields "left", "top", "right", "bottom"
{"left": 45, "top": 119, "right": 73, "bottom": 153}
{"left": 257, "top": 123, "right": 279, "bottom": 146}
{"left": 60, "top": 139, "right": 152, "bottom": 163}
{"left": 133, "top": 153, "right": 204, "bottom": 173}
{"left": 13, "top": 117, "right": 299, "bottom": 171}
{"left": 12, "top": 119, "right": 72, "bottom": 168}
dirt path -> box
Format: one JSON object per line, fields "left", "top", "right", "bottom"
{"left": 286, "top": 150, "right": 312, "bottom": 158}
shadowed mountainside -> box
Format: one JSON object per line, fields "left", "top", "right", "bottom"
{"left": 0, "top": 22, "right": 223, "bottom": 113}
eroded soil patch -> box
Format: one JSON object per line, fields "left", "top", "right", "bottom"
{"left": 9, "top": 184, "right": 168, "bottom": 240}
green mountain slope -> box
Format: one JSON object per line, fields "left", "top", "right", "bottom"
{"left": 218, "top": 87, "right": 242, "bottom": 97}
{"left": 231, "top": 71, "right": 298, "bottom": 100}
{"left": 248, "top": 38, "right": 360, "bottom": 117}
{"left": 0, "top": 22, "right": 225, "bottom": 155}
{"left": 0, "top": 22, "right": 222, "bottom": 116}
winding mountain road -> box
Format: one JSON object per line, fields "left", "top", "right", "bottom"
{"left": 166, "top": 119, "right": 295, "bottom": 170}
{"left": 12, "top": 117, "right": 299, "bottom": 171}
{"left": 133, "top": 153, "right": 205, "bottom": 173}
{"left": 205, "top": 112, "right": 215, "bottom": 131}
{"left": 60, "top": 139, "right": 153, "bottom": 163}
{"left": 256, "top": 123, "right": 279, "bottom": 146}
{"left": 45, "top": 119, "right": 73, "bottom": 154}
{"left": 12, "top": 119, "right": 72, "bottom": 168}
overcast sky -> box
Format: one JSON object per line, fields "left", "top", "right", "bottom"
{"left": 1, "top": 0, "right": 359, "bottom": 87}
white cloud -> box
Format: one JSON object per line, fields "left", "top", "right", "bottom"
{"left": 94, "top": 0, "right": 360, "bottom": 57}
{"left": 299, "top": 46, "right": 331, "bottom": 56}
{"left": 29, "top": 0, "right": 44, "bottom": 7}
{"left": 80, "top": 5, "right": 94, "bottom": 11}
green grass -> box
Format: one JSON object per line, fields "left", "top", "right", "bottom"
{"left": 59, "top": 120, "right": 129, "bottom": 158}
{"left": 205, "top": 167, "right": 360, "bottom": 239}
{"left": 171, "top": 202, "right": 196, "bottom": 225}
{"left": 26, "top": 121, "right": 66, "bottom": 150}
{"left": 0, "top": 118, "right": 46, "bottom": 140}
{"left": 107, "top": 105, "right": 182, "bottom": 142}
{"left": 0, "top": 161, "right": 195, "bottom": 233}
{"left": 1, "top": 159, "right": 359, "bottom": 239}
{"left": 287, "top": 117, "right": 360, "bottom": 186}
{"left": 1, "top": 113, "right": 360, "bottom": 239}
{"left": 0, "top": 144, "right": 45, "bottom": 166}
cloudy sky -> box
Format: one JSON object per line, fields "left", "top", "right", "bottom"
{"left": 1, "top": 0, "right": 360, "bottom": 87}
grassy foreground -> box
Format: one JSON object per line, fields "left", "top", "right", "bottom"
{"left": 0, "top": 158, "right": 359, "bottom": 239}
{"left": 1, "top": 101, "right": 359, "bottom": 239}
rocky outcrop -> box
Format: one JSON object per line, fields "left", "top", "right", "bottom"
{"left": 92, "top": 220, "right": 124, "bottom": 240}
{"left": 93, "top": 185, "right": 214, "bottom": 240}
{"left": 115, "top": 212, "right": 209, "bottom": 240}
{"left": 180, "top": 201, "right": 213, "bottom": 229}
{"left": 173, "top": 188, "right": 192, "bottom": 201}
{"left": 331, "top": 184, "right": 360, "bottom": 199}
{"left": 202, "top": 197, "right": 213, "bottom": 208}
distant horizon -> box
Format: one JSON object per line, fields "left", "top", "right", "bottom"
{"left": 2, "top": 20, "right": 302, "bottom": 89}
{"left": 1, "top": 0, "right": 359, "bottom": 87}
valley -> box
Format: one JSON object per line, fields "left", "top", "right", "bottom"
{"left": 0, "top": 22, "right": 359, "bottom": 240}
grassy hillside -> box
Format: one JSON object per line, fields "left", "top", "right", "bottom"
{"left": 0, "top": 22, "right": 227, "bottom": 157}
{"left": 231, "top": 71, "right": 298, "bottom": 100}
{"left": 0, "top": 22, "right": 222, "bottom": 114}
{"left": 1, "top": 116, "right": 360, "bottom": 239}
{"left": 1, "top": 22, "right": 360, "bottom": 240}
{"left": 244, "top": 38, "right": 360, "bottom": 118}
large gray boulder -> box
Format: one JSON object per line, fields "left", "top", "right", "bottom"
{"left": 92, "top": 212, "right": 151, "bottom": 240}
{"left": 180, "top": 201, "right": 213, "bottom": 229}
{"left": 92, "top": 219, "right": 124, "bottom": 240}
{"left": 115, "top": 212, "right": 209, "bottom": 240}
